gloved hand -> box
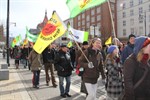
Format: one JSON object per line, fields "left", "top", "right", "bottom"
{"left": 102, "top": 79, "right": 105, "bottom": 85}
{"left": 88, "top": 62, "right": 94, "bottom": 68}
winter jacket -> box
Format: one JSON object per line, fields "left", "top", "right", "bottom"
{"left": 123, "top": 54, "right": 150, "bottom": 100}
{"left": 54, "top": 50, "right": 73, "bottom": 77}
{"left": 121, "top": 43, "right": 134, "bottom": 63}
{"left": 28, "top": 50, "right": 43, "bottom": 71}
{"left": 42, "top": 48, "right": 55, "bottom": 63}
{"left": 78, "top": 47, "right": 105, "bottom": 84}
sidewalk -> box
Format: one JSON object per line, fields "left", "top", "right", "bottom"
{"left": 0, "top": 54, "right": 31, "bottom": 100}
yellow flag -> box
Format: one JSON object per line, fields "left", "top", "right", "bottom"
{"left": 67, "top": 41, "right": 73, "bottom": 48}
{"left": 105, "top": 37, "right": 112, "bottom": 45}
{"left": 23, "top": 38, "right": 28, "bottom": 46}
{"left": 33, "top": 11, "right": 67, "bottom": 54}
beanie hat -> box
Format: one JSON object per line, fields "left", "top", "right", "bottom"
{"left": 107, "top": 45, "right": 118, "bottom": 54}
{"left": 133, "top": 36, "right": 150, "bottom": 55}
{"left": 128, "top": 34, "right": 136, "bottom": 39}
{"left": 82, "top": 41, "right": 88, "bottom": 45}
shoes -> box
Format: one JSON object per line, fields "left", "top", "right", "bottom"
{"left": 60, "top": 94, "right": 66, "bottom": 98}
{"left": 53, "top": 84, "right": 57, "bottom": 88}
{"left": 33, "top": 85, "right": 39, "bottom": 89}
{"left": 65, "top": 93, "right": 71, "bottom": 97}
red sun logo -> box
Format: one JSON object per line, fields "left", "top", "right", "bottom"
{"left": 42, "top": 23, "right": 57, "bottom": 36}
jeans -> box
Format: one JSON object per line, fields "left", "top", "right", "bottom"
{"left": 32, "top": 70, "right": 40, "bottom": 86}
{"left": 85, "top": 83, "right": 97, "bottom": 100}
{"left": 58, "top": 76, "right": 71, "bottom": 95}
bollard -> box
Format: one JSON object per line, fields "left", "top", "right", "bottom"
{"left": 1, "top": 64, "right": 8, "bottom": 69}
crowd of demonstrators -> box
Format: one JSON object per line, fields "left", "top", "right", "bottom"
{"left": 105, "top": 45, "right": 123, "bottom": 100}
{"left": 42, "top": 43, "right": 57, "bottom": 87}
{"left": 121, "top": 34, "right": 136, "bottom": 64}
{"left": 123, "top": 36, "right": 150, "bottom": 100}
{"left": 8, "top": 34, "right": 150, "bottom": 99}
{"left": 28, "top": 49, "right": 43, "bottom": 89}
{"left": 75, "top": 41, "right": 89, "bottom": 97}
{"left": 54, "top": 44, "right": 74, "bottom": 98}
{"left": 78, "top": 38, "right": 105, "bottom": 100}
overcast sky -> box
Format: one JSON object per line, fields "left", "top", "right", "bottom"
{"left": 0, "top": 0, "right": 70, "bottom": 39}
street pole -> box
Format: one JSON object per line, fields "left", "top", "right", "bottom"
{"left": 6, "top": 0, "right": 10, "bottom": 66}
{"left": 144, "top": 11, "right": 146, "bottom": 36}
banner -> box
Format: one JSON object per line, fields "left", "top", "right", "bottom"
{"left": 11, "top": 34, "right": 21, "bottom": 48}
{"left": 67, "top": 24, "right": 88, "bottom": 43}
{"left": 66, "top": 0, "right": 107, "bottom": 18}
{"left": 33, "top": 11, "right": 67, "bottom": 54}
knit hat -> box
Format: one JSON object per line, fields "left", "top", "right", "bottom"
{"left": 133, "top": 36, "right": 150, "bottom": 55}
{"left": 128, "top": 34, "right": 136, "bottom": 39}
{"left": 107, "top": 45, "right": 118, "bottom": 54}
{"left": 82, "top": 41, "right": 88, "bottom": 45}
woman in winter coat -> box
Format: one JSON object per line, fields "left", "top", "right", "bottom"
{"left": 78, "top": 38, "right": 105, "bottom": 100}
{"left": 105, "top": 45, "right": 123, "bottom": 100}
{"left": 123, "top": 36, "right": 150, "bottom": 100}
{"left": 28, "top": 49, "right": 43, "bottom": 89}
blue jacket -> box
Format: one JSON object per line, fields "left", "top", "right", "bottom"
{"left": 121, "top": 43, "right": 134, "bottom": 64}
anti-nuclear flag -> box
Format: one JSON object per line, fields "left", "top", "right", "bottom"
{"left": 67, "top": 41, "right": 73, "bottom": 48}
{"left": 23, "top": 38, "right": 28, "bottom": 46}
{"left": 11, "top": 34, "right": 21, "bottom": 48}
{"left": 105, "top": 37, "right": 112, "bottom": 45}
{"left": 26, "top": 27, "right": 38, "bottom": 42}
{"left": 67, "top": 25, "right": 88, "bottom": 43}
{"left": 33, "top": 11, "right": 67, "bottom": 54}
{"left": 66, "top": 0, "right": 107, "bottom": 18}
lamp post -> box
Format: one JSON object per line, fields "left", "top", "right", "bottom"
{"left": 6, "top": 0, "right": 10, "bottom": 66}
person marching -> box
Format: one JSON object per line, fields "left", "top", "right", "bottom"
{"left": 54, "top": 44, "right": 73, "bottom": 98}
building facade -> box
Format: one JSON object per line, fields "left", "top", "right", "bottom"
{"left": 73, "top": 0, "right": 117, "bottom": 44}
{"left": 117, "top": 0, "right": 150, "bottom": 40}
{"left": 0, "top": 24, "right": 6, "bottom": 47}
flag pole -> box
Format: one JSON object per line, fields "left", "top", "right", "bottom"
{"left": 107, "top": 0, "right": 117, "bottom": 44}
{"left": 68, "top": 30, "right": 90, "bottom": 63}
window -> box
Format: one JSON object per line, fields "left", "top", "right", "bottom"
{"left": 78, "top": 22, "right": 81, "bottom": 26}
{"left": 139, "top": 14, "right": 143, "bottom": 23}
{"left": 86, "top": 15, "right": 90, "bottom": 21}
{"left": 131, "top": 28, "right": 134, "bottom": 34}
{"left": 139, "top": 27, "right": 143, "bottom": 35}
{"left": 122, "top": 3, "right": 126, "bottom": 9}
{"left": 123, "top": 29, "right": 126, "bottom": 36}
{"left": 139, "top": 7, "right": 143, "bottom": 14}
{"left": 97, "top": 15, "right": 101, "bottom": 21}
{"left": 111, "top": 3, "right": 115, "bottom": 11}
{"left": 139, "top": 0, "right": 143, "bottom": 4}
{"left": 82, "top": 13, "right": 85, "bottom": 19}
{"left": 130, "top": 0, "right": 134, "bottom": 7}
{"left": 130, "top": 9, "right": 134, "bottom": 16}
{"left": 123, "top": 20, "right": 126, "bottom": 26}
{"left": 91, "top": 9, "right": 95, "bottom": 15}
{"left": 123, "top": 12, "right": 126, "bottom": 18}
{"left": 82, "top": 20, "right": 85, "bottom": 25}
{"left": 96, "top": 7, "right": 101, "bottom": 13}
{"left": 91, "top": 17, "right": 95, "bottom": 23}
{"left": 86, "top": 22, "right": 90, "bottom": 28}
{"left": 130, "top": 19, "right": 134, "bottom": 25}
{"left": 78, "top": 16, "right": 80, "bottom": 20}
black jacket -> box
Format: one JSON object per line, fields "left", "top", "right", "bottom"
{"left": 42, "top": 48, "right": 55, "bottom": 63}
{"left": 54, "top": 50, "right": 73, "bottom": 77}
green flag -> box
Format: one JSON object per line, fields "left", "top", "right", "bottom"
{"left": 11, "top": 34, "right": 21, "bottom": 48}
{"left": 66, "top": 0, "right": 107, "bottom": 18}
{"left": 26, "top": 27, "right": 38, "bottom": 42}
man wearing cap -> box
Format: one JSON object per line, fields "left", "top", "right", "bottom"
{"left": 54, "top": 44, "right": 73, "bottom": 98}
{"left": 121, "top": 34, "right": 136, "bottom": 63}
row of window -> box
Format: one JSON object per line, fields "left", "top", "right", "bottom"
{"left": 122, "top": 0, "right": 143, "bottom": 9}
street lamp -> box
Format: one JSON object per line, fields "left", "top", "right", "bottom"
{"left": 6, "top": 0, "right": 10, "bottom": 66}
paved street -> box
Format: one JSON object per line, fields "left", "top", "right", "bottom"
{"left": 0, "top": 53, "right": 106, "bottom": 100}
